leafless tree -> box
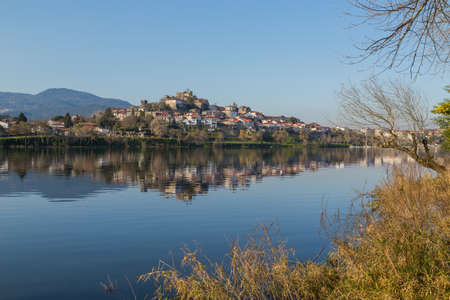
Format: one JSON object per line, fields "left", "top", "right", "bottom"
{"left": 339, "top": 79, "right": 446, "bottom": 172}
{"left": 120, "top": 115, "right": 138, "bottom": 128}
{"left": 348, "top": 0, "right": 449, "bottom": 77}
{"left": 150, "top": 119, "right": 168, "bottom": 137}
{"left": 8, "top": 122, "right": 33, "bottom": 136}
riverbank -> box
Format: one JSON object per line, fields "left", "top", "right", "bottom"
{"left": 139, "top": 169, "right": 449, "bottom": 299}
{"left": 0, "top": 135, "right": 350, "bottom": 149}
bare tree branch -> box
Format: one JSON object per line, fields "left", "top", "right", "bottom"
{"left": 347, "top": 0, "right": 449, "bottom": 78}
{"left": 338, "top": 79, "right": 446, "bottom": 172}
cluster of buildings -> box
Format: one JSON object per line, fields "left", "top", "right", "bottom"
{"left": 0, "top": 116, "right": 110, "bottom": 137}
{"left": 46, "top": 119, "right": 110, "bottom": 135}
{"left": 111, "top": 89, "right": 331, "bottom": 132}
{"left": 360, "top": 127, "right": 443, "bottom": 140}
{"left": 0, "top": 89, "right": 444, "bottom": 141}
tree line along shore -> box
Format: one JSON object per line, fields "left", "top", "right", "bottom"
{"left": 0, "top": 135, "right": 351, "bottom": 149}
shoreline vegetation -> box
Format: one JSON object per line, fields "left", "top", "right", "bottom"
{"left": 135, "top": 169, "right": 449, "bottom": 299}
{"left": 0, "top": 135, "right": 351, "bottom": 149}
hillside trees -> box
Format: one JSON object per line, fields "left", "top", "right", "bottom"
{"left": 251, "top": 131, "right": 264, "bottom": 142}
{"left": 150, "top": 119, "right": 168, "bottom": 137}
{"left": 8, "top": 122, "right": 32, "bottom": 136}
{"left": 99, "top": 108, "right": 117, "bottom": 130}
{"left": 74, "top": 124, "right": 96, "bottom": 136}
{"left": 214, "top": 131, "right": 225, "bottom": 143}
{"left": 184, "top": 129, "right": 209, "bottom": 144}
{"left": 299, "top": 129, "right": 310, "bottom": 145}
{"left": 239, "top": 130, "right": 250, "bottom": 141}
{"left": 17, "top": 112, "right": 27, "bottom": 123}
{"left": 8, "top": 113, "right": 31, "bottom": 135}
{"left": 120, "top": 115, "right": 139, "bottom": 129}
{"left": 33, "top": 121, "right": 53, "bottom": 135}
{"left": 273, "top": 130, "right": 291, "bottom": 144}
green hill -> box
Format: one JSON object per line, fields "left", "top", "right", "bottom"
{"left": 0, "top": 88, "right": 131, "bottom": 120}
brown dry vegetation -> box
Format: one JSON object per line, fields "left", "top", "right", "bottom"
{"left": 139, "top": 168, "right": 450, "bottom": 299}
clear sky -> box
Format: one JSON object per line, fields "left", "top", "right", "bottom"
{"left": 0, "top": 1, "right": 447, "bottom": 124}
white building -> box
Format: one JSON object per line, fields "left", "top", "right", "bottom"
{"left": 202, "top": 117, "right": 217, "bottom": 128}
{"left": 47, "top": 120, "right": 65, "bottom": 129}
{"left": 0, "top": 120, "right": 10, "bottom": 129}
{"left": 96, "top": 128, "right": 110, "bottom": 135}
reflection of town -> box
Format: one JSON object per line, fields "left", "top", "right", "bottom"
{"left": 0, "top": 148, "right": 415, "bottom": 202}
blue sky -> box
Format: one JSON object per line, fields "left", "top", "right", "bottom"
{"left": 0, "top": 1, "right": 447, "bottom": 124}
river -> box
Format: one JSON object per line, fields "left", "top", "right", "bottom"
{"left": 0, "top": 147, "right": 414, "bottom": 299}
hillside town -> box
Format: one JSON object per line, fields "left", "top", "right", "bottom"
{"left": 0, "top": 89, "right": 332, "bottom": 141}
{"left": 0, "top": 89, "right": 444, "bottom": 146}
{"left": 108, "top": 89, "right": 330, "bottom": 132}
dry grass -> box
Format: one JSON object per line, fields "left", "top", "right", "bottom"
{"left": 329, "top": 169, "right": 450, "bottom": 299}
{"left": 139, "top": 169, "right": 450, "bottom": 299}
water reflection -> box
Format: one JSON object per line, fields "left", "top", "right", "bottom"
{"left": 0, "top": 147, "right": 414, "bottom": 202}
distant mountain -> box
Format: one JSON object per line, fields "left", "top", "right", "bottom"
{"left": 0, "top": 88, "right": 131, "bottom": 120}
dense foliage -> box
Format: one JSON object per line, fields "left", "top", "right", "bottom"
{"left": 17, "top": 112, "right": 27, "bottom": 123}
{"left": 432, "top": 86, "right": 450, "bottom": 151}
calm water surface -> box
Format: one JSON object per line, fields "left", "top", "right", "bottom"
{"left": 0, "top": 147, "right": 412, "bottom": 299}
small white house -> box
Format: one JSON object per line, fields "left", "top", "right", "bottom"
{"left": 96, "top": 128, "right": 110, "bottom": 135}
{"left": 47, "top": 120, "right": 65, "bottom": 129}
{"left": 0, "top": 120, "right": 10, "bottom": 129}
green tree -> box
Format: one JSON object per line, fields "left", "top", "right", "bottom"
{"left": 52, "top": 115, "right": 65, "bottom": 121}
{"left": 432, "top": 86, "right": 450, "bottom": 151}
{"left": 187, "top": 96, "right": 195, "bottom": 107}
{"left": 64, "top": 113, "right": 73, "bottom": 128}
{"left": 99, "top": 108, "right": 117, "bottom": 129}
{"left": 0, "top": 125, "right": 6, "bottom": 136}
{"left": 17, "top": 112, "right": 27, "bottom": 123}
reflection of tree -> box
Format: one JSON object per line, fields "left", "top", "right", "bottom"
{"left": 0, "top": 147, "right": 416, "bottom": 203}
